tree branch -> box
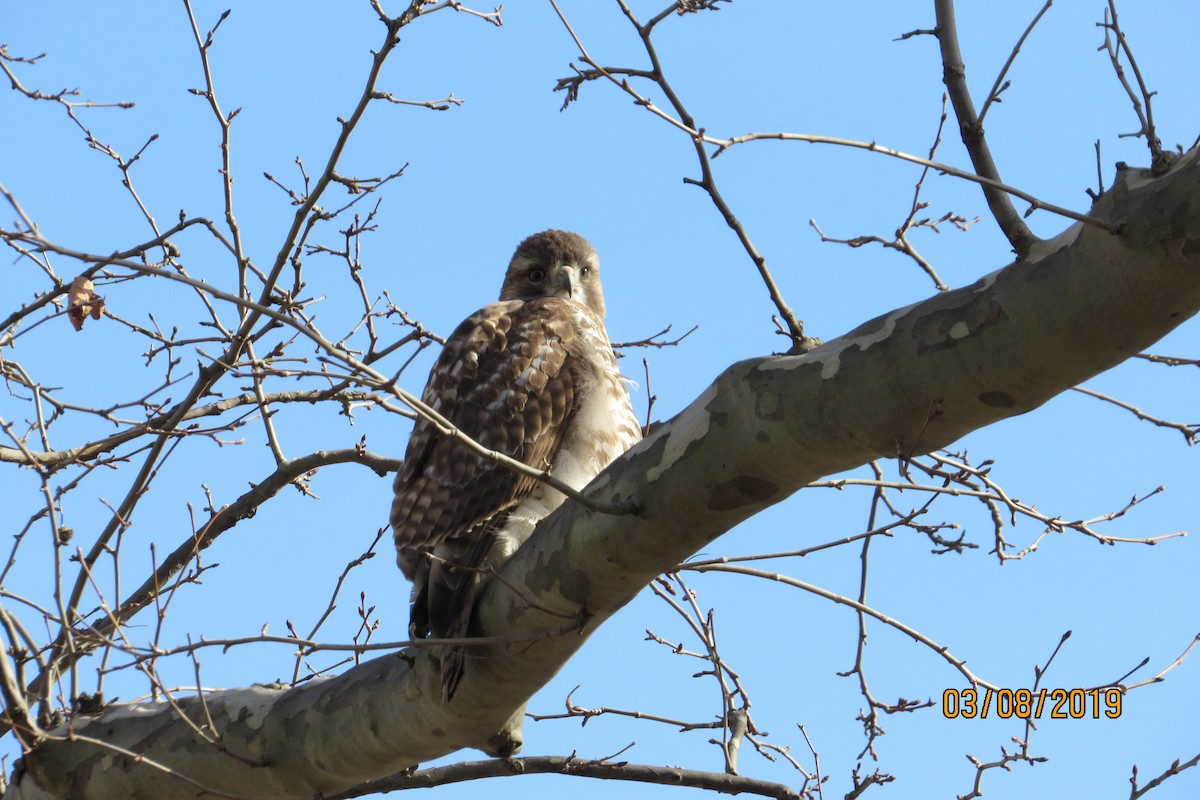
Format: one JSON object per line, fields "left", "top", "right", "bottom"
{"left": 331, "top": 755, "right": 803, "bottom": 800}
{"left": 934, "top": 0, "right": 1038, "bottom": 254}
{"left": 11, "top": 149, "right": 1200, "bottom": 800}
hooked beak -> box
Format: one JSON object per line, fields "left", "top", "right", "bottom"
{"left": 552, "top": 264, "right": 576, "bottom": 299}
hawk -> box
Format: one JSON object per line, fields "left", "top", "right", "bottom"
{"left": 391, "top": 230, "right": 642, "bottom": 700}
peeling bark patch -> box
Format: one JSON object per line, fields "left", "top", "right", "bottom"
{"left": 644, "top": 384, "right": 716, "bottom": 483}
{"left": 752, "top": 381, "right": 780, "bottom": 420}
{"left": 968, "top": 266, "right": 1003, "bottom": 293}
{"left": 1025, "top": 221, "right": 1083, "bottom": 264}
{"left": 227, "top": 706, "right": 266, "bottom": 747}
{"left": 912, "top": 299, "right": 1009, "bottom": 355}
{"left": 978, "top": 390, "right": 1015, "bottom": 408}
{"left": 1173, "top": 200, "right": 1200, "bottom": 256}
{"left": 843, "top": 310, "right": 892, "bottom": 340}
{"left": 822, "top": 309, "right": 905, "bottom": 379}
{"left": 707, "top": 476, "right": 778, "bottom": 511}
{"left": 749, "top": 360, "right": 822, "bottom": 418}
{"left": 530, "top": 549, "right": 591, "bottom": 605}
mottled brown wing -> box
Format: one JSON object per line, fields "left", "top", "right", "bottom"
{"left": 390, "top": 296, "right": 580, "bottom": 581}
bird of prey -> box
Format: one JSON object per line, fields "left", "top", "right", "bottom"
{"left": 391, "top": 230, "right": 642, "bottom": 700}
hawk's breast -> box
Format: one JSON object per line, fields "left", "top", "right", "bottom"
{"left": 493, "top": 302, "right": 642, "bottom": 557}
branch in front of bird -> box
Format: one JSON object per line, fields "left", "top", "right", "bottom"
{"left": 385, "top": 381, "right": 641, "bottom": 517}
{"left": 421, "top": 553, "right": 591, "bottom": 629}
{"left": 610, "top": 323, "right": 699, "bottom": 352}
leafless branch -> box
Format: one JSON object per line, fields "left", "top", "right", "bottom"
{"left": 1129, "top": 753, "right": 1200, "bottom": 799}
{"left": 1135, "top": 352, "right": 1200, "bottom": 368}
{"left": 933, "top": 0, "right": 1038, "bottom": 254}
{"left": 611, "top": 323, "right": 699, "bottom": 351}
{"left": 331, "top": 754, "right": 805, "bottom": 800}
{"left": 548, "top": 0, "right": 815, "bottom": 349}
{"left": 1072, "top": 386, "right": 1198, "bottom": 444}
{"left": 976, "top": 1, "right": 1054, "bottom": 128}
{"left": 1097, "top": 1, "right": 1166, "bottom": 172}
{"left": 371, "top": 92, "right": 465, "bottom": 110}
{"left": 686, "top": 563, "right": 998, "bottom": 692}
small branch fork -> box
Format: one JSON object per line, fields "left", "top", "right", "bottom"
{"left": 961, "top": 631, "right": 1200, "bottom": 799}
{"left": 933, "top": 0, "right": 1176, "bottom": 250}
{"left": 931, "top": 0, "right": 1039, "bottom": 255}
{"left": 975, "top": 1, "right": 1054, "bottom": 129}
{"left": 1097, "top": 1, "right": 1167, "bottom": 173}
{"left": 837, "top": 469, "right": 933, "bottom": 764}
{"left": 690, "top": 563, "right": 996, "bottom": 695}
{"left": 548, "top": 0, "right": 816, "bottom": 350}
{"left": 954, "top": 632, "right": 1063, "bottom": 800}
{"left": 1129, "top": 753, "right": 1200, "bottom": 800}
{"left": 1072, "top": 386, "right": 1199, "bottom": 444}
{"left": 0, "top": 45, "right": 136, "bottom": 140}
{"left": 527, "top": 573, "right": 824, "bottom": 795}
{"left": 810, "top": 94, "right": 978, "bottom": 292}
{"left": 895, "top": 451, "right": 1183, "bottom": 559}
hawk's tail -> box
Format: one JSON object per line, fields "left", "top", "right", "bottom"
{"left": 422, "top": 530, "right": 498, "bottom": 701}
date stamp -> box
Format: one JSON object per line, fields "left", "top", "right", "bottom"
{"left": 942, "top": 687, "right": 1122, "bottom": 719}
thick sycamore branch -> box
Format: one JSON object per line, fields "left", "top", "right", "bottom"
{"left": 11, "top": 152, "right": 1200, "bottom": 800}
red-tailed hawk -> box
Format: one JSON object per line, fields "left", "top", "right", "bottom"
{"left": 391, "top": 230, "right": 642, "bottom": 700}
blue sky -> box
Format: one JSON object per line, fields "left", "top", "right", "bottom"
{"left": 2, "top": 2, "right": 1199, "bottom": 798}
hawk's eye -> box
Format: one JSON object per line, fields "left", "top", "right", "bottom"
{"left": 528, "top": 268, "right": 546, "bottom": 282}
{"left": 579, "top": 266, "right": 591, "bottom": 277}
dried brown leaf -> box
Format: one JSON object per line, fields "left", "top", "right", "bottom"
{"left": 67, "top": 276, "right": 104, "bottom": 331}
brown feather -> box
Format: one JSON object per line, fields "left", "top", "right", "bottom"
{"left": 391, "top": 297, "right": 579, "bottom": 566}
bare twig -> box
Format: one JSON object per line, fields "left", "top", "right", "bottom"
{"left": 1097, "top": 2, "right": 1166, "bottom": 171}
{"left": 1129, "top": 753, "right": 1200, "bottom": 799}
{"left": 330, "top": 754, "right": 804, "bottom": 800}
{"left": 1072, "top": 386, "right": 1198, "bottom": 444}
{"left": 977, "top": 1, "right": 1054, "bottom": 128}
{"left": 687, "top": 563, "right": 998, "bottom": 692}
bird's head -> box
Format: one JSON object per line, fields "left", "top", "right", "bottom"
{"left": 499, "top": 229, "right": 606, "bottom": 318}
